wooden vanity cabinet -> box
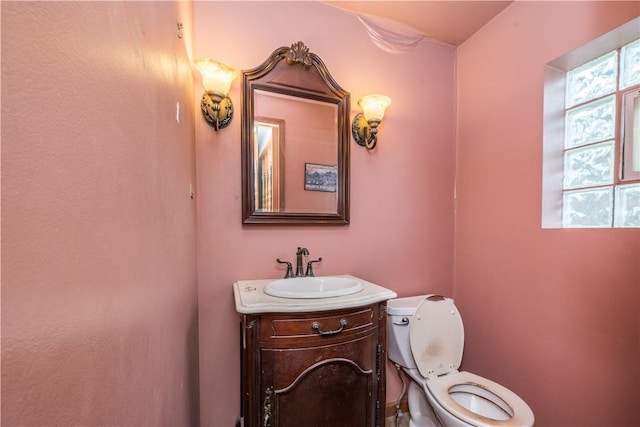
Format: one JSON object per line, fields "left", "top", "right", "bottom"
{"left": 238, "top": 302, "right": 388, "bottom": 427}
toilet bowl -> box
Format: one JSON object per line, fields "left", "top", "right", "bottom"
{"left": 387, "top": 295, "right": 534, "bottom": 427}
{"left": 407, "top": 381, "right": 440, "bottom": 427}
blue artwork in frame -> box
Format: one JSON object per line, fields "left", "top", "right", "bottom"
{"left": 304, "top": 163, "right": 337, "bottom": 192}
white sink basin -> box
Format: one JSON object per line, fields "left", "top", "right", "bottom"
{"left": 264, "top": 276, "right": 364, "bottom": 299}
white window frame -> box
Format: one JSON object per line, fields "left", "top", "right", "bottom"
{"left": 621, "top": 87, "right": 640, "bottom": 181}
{"left": 542, "top": 17, "right": 640, "bottom": 228}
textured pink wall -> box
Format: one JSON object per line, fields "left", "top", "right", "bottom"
{"left": 10, "top": 3, "right": 634, "bottom": 426}
{"left": 1, "top": 2, "right": 199, "bottom": 425}
{"left": 455, "top": 2, "right": 640, "bottom": 426}
{"left": 193, "top": 2, "right": 456, "bottom": 425}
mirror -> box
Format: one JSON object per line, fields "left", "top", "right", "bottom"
{"left": 242, "top": 42, "right": 350, "bottom": 224}
{"left": 254, "top": 117, "right": 284, "bottom": 211}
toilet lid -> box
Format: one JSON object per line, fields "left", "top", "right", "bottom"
{"left": 425, "top": 371, "right": 535, "bottom": 427}
{"left": 409, "top": 295, "right": 464, "bottom": 377}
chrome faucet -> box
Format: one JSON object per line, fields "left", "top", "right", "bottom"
{"left": 295, "top": 247, "right": 309, "bottom": 277}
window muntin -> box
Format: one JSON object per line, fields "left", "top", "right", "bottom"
{"left": 561, "top": 39, "right": 640, "bottom": 228}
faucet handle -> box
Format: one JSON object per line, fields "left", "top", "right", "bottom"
{"left": 276, "top": 258, "right": 294, "bottom": 278}
{"left": 305, "top": 257, "right": 322, "bottom": 277}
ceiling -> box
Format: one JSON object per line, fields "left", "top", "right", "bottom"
{"left": 324, "top": 1, "right": 514, "bottom": 46}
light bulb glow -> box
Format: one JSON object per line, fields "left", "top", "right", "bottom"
{"left": 194, "top": 59, "right": 238, "bottom": 95}
{"left": 358, "top": 94, "right": 392, "bottom": 122}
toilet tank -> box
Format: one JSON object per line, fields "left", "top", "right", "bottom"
{"left": 387, "top": 295, "right": 427, "bottom": 369}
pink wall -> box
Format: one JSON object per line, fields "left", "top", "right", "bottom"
{"left": 193, "top": 2, "right": 456, "bottom": 425}
{"left": 1, "top": 2, "right": 199, "bottom": 425}
{"left": 7, "top": 2, "right": 634, "bottom": 427}
{"left": 455, "top": 2, "right": 640, "bottom": 426}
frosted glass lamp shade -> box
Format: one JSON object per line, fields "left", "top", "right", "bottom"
{"left": 358, "top": 94, "right": 392, "bottom": 122}
{"left": 194, "top": 59, "right": 238, "bottom": 95}
{"left": 352, "top": 93, "right": 392, "bottom": 150}
{"left": 194, "top": 59, "right": 237, "bottom": 131}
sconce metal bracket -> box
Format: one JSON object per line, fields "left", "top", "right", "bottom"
{"left": 351, "top": 113, "right": 377, "bottom": 150}
{"left": 201, "top": 93, "right": 234, "bottom": 131}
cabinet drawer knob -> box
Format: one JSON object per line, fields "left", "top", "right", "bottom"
{"left": 311, "top": 318, "right": 347, "bottom": 336}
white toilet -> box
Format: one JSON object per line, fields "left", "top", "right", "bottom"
{"left": 387, "top": 295, "right": 534, "bottom": 427}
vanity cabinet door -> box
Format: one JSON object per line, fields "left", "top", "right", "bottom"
{"left": 261, "top": 332, "right": 377, "bottom": 426}
{"left": 239, "top": 303, "right": 387, "bottom": 427}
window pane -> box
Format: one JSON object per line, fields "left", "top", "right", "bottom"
{"left": 621, "top": 88, "right": 640, "bottom": 180}
{"left": 565, "top": 96, "right": 615, "bottom": 148}
{"left": 620, "top": 39, "right": 640, "bottom": 89}
{"left": 563, "top": 187, "right": 613, "bottom": 227}
{"left": 563, "top": 141, "right": 615, "bottom": 189}
{"left": 566, "top": 51, "right": 617, "bottom": 108}
{"left": 614, "top": 184, "right": 640, "bottom": 227}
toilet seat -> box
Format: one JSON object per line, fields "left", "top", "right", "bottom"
{"left": 425, "top": 371, "right": 535, "bottom": 427}
{"left": 409, "top": 295, "right": 464, "bottom": 378}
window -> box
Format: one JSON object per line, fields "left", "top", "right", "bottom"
{"left": 543, "top": 19, "right": 640, "bottom": 228}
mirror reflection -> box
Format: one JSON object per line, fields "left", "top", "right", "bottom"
{"left": 254, "top": 117, "right": 284, "bottom": 211}
{"left": 253, "top": 90, "right": 338, "bottom": 214}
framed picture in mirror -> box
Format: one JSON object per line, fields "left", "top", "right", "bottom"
{"left": 304, "top": 163, "right": 337, "bottom": 193}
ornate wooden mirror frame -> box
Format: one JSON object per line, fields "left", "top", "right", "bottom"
{"left": 241, "top": 41, "right": 350, "bottom": 224}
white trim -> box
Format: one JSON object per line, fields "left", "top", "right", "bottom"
{"left": 542, "top": 65, "right": 566, "bottom": 228}
{"left": 621, "top": 88, "right": 640, "bottom": 180}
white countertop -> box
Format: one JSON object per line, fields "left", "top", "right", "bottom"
{"left": 233, "top": 275, "right": 398, "bottom": 314}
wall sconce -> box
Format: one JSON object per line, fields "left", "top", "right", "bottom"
{"left": 351, "top": 94, "right": 392, "bottom": 150}
{"left": 194, "top": 59, "right": 238, "bottom": 131}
